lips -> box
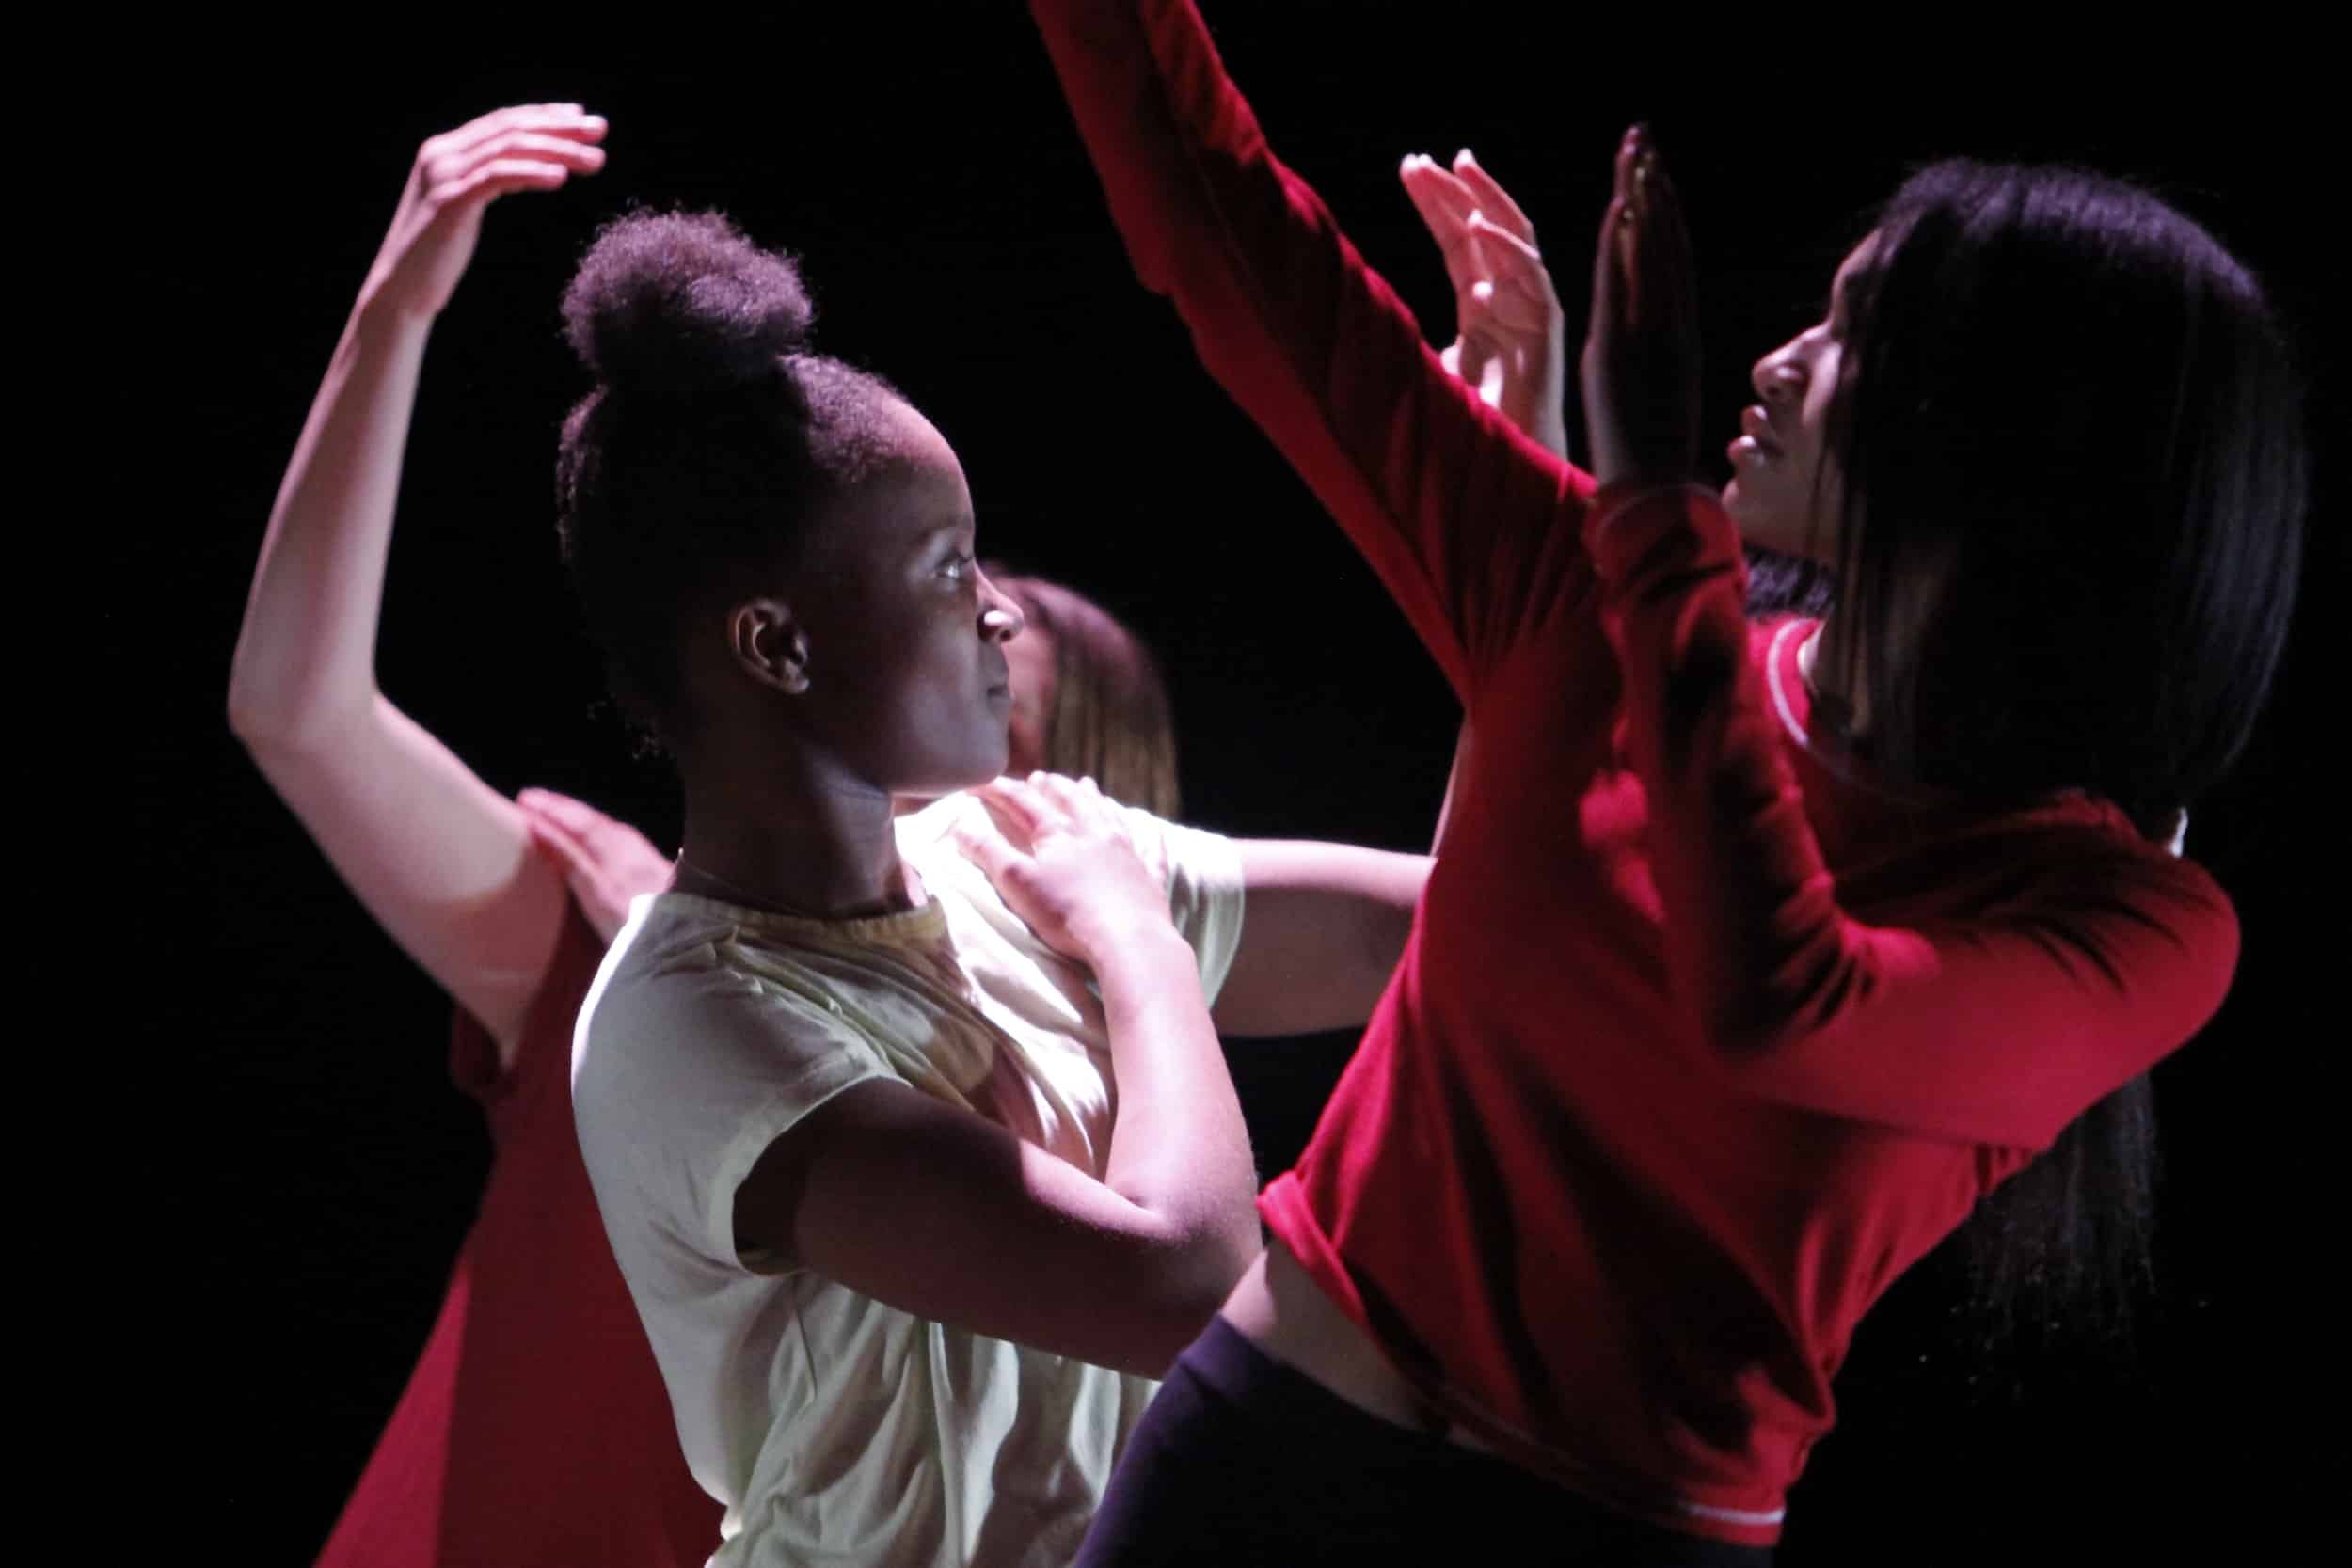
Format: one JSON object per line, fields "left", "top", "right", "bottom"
{"left": 1738, "top": 405, "right": 1785, "bottom": 455}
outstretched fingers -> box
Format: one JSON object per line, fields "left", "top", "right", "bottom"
{"left": 973, "top": 776, "right": 1048, "bottom": 849}
{"left": 430, "top": 131, "right": 602, "bottom": 200}
{"left": 432, "top": 103, "right": 605, "bottom": 162}
{"left": 1400, "top": 154, "right": 1487, "bottom": 295}
{"left": 1590, "top": 127, "right": 1639, "bottom": 338}
{"left": 1464, "top": 212, "right": 1556, "bottom": 330}
{"left": 1451, "top": 149, "right": 1535, "bottom": 245}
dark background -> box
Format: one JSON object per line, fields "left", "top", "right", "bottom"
{"left": 119, "top": 10, "right": 2341, "bottom": 1562}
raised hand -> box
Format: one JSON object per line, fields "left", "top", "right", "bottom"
{"left": 1400, "top": 149, "right": 1569, "bottom": 460}
{"left": 1577, "top": 125, "right": 1701, "bottom": 489}
{"left": 362, "top": 103, "right": 607, "bottom": 324}
{"left": 956, "top": 773, "right": 1174, "bottom": 964}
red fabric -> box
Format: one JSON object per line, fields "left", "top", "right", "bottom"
{"left": 1033, "top": 2, "right": 2241, "bottom": 1544}
{"left": 312, "top": 895, "right": 720, "bottom": 1567}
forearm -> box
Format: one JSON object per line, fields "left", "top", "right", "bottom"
{"left": 225, "top": 293, "right": 566, "bottom": 1049}
{"left": 228, "top": 297, "right": 431, "bottom": 752}
{"left": 1214, "top": 839, "right": 1427, "bottom": 1037}
{"left": 1584, "top": 483, "right": 1818, "bottom": 1050}
{"left": 1090, "top": 924, "right": 1260, "bottom": 1291}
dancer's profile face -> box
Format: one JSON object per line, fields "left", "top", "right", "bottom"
{"left": 780, "top": 400, "right": 1023, "bottom": 795}
{"left": 1002, "top": 620, "right": 1058, "bottom": 778}
{"left": 1724, "top": 234, "right": 1875, "bottom": 564}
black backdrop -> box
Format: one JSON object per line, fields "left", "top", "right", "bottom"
{"left": 119, "top": 10, "right": 2343, "bottom": 1562}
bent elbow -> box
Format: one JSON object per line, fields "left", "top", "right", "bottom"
{"left": 227, "top": 678, "right": 369, "bottom": 766}
{"left": 1118, "top": 1217, "right": 1259, "bottom": 1376}
{"left": 1122, "top": 1248, "right": 1254, "bottom": 1378}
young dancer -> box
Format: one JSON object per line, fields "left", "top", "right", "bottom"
{"left": 229, "top": 105, "right": 723, "bottom": 1568}
{"left": 556, "top": 205, "right": 1431, "bottom": 1568}
{"left": 1028, "top": 4, "right": 2306, "bottom": 1561}
{"left": 233, "top": 102, "right": 1317, "bottom": 1564}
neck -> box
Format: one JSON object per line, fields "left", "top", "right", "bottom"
{"left": 675, "top": 745, "right": 918, "bottom": 921}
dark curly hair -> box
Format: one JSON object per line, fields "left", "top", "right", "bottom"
{"left": 555, "top": 209, "right": 906, "bottom": 748}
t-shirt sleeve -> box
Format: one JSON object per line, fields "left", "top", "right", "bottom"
{"left": 1582, "top": 483, "right": 2241, "bottom": 1148}
{"left": 1028, "top": 0, "right": 1595, "bottom": 705}
{"left": 1109, "top": 800, "right": 1248, "bottom": 1005}
{"left": 572, "top": 932, "right": 895, "bottom": 1274}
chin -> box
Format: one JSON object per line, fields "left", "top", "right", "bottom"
{"left": 1724, "top": 489, "right": 1804, "bottom": 562}
{"left": 1723, "top": 478, "right": 1763, "bottom": 537}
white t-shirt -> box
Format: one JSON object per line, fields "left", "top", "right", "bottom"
{"left": 572, "top": 793, "right": 1247, "bottom": 1568}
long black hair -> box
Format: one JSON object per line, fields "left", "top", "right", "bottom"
{"left": 1820, "top": 161, "right": 2309, "bottom": 1337}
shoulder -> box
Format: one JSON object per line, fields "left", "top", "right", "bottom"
{"left": 576, "top": 897, "right": 871, "bottom": 1103}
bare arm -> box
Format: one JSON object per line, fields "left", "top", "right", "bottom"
{"left": 1212, "top": 840, "right": 1429, "bottom": 1038}
{"left": 735, "top": 775, "right": 1260, "bottom": 1376}
{"left": 227, "top": 106, "right": 606, "bottom": 1060}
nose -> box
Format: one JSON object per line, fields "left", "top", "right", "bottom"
{"left": 1752, "top": 342, "right": 1805, "bottom": 405}
{"left": 977, "top": 574, "right": 1025, "bottom": 644}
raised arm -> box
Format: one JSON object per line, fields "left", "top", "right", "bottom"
{"left": 1576, "top": 130, "right": 2239, "bottom": 1148}
{"left": 1029, "top": 0, "right": 1591, "bottom": 702}
{"left": 735, "top": 774, "right": 1259, "bottom": 1376}
{"left": 1396, "top": 149, "right": 1571, "bottom": 850}
{"left": 227, "top": 106, "right": 608, "bottom": 1062}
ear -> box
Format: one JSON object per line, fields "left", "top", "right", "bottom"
{"left": 726, "top": 597, "right": 813, "bottom": 696}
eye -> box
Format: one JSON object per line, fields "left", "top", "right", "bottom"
{"left": 940, "top": 551, "right": 977, "bottom": 582}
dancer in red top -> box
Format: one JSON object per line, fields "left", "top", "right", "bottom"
{"left": 229, "top": 105, "right": 724, "bottom": 1568}
{"left": 1028, "top": 4, "right": 2308, "bottom": 1560}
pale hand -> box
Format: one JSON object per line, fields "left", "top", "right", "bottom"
{"left": 1400, "top": 149, "right": 1569, "bottom": 460}
{"left": 517, "top": 787, "right": 675, "bottom": 945}
{"left": 361, "top": 103, "right": 607, "bottom": 324}
{"left": 957, "top": 773, "right": 1175, "bottom": 965}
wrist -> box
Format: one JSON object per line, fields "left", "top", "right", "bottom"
{"left": 350, "top": 283, "right": 439, "bottom": 343}
{"left": 1076, "top": 914, "right": 1190, "bottom": 977}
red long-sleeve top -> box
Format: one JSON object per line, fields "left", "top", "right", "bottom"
{"left": 1032, "top": 1, "right": 2241, "bottom": 1544}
